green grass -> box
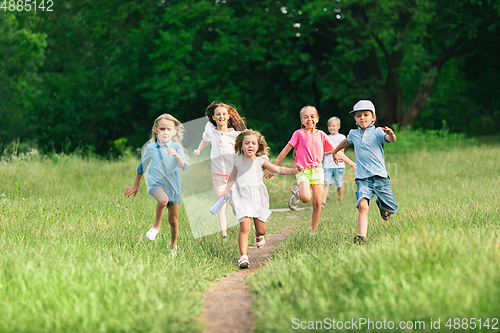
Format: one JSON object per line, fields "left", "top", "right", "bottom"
{"left": 247, "top": 145, "right": 500, "bottom": 332}
{"left": 0, "top": 157, "right": 240, "bottom": 332}
{"left": 1, "top": 143, "right": 499, "bottom": 332}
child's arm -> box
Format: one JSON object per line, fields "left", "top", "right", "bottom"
{"left": 167, "top": 147, "right": 186, "bottom": 169}
{"left": 221, "top": 167, "right": 237, "bottom": 198}
{"left": 382, "top": 126, "right": 396, "bottom": 142}
{"left": 125, "top": 144, "right": 153, "bottom": 198}
{"left": 337, "top": 151, "right": 356, "bottom": 169}
{"left": 264, "top": 143, "right": 293, "bottom": 179}
{"left": 124, "top": 173, "right": 143, "bottom": 198}
{"left": 193, "top": 139, "right": 208, "bottom": 156}
{"left": 262, "top": 159, "right": 303, "bottom": 175}
{"left": 331, "top": 139, "right": 350, "bottom": 166}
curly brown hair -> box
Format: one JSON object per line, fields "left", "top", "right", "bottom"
{"left": 205, "top": 101, "right": 246, "bottom": 131}
{"left": 234, "top": 129, "right": 269, "bottom": 157}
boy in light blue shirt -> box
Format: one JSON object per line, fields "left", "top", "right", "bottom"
{"left": 332, "top": 100, "right": 398, "bottom": 244}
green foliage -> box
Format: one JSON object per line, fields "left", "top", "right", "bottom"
{"left": 386, "top": 121, "right": 478, "bottom": 154}
{"left": 0, "top": 0, "right": 499, "bottom": 155}
{"left": 0, "top": 12, "right": 46, "bottom": 143}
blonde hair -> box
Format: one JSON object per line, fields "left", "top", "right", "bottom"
{"left": 234, "top": 129, "right": 269, "bottom": 157}
{"left": 327, "top": 117, "right": 341, "bottom": 126}
{"left": 299, "top": 106, "right": 319, "bottom": 129}
{"left": 150, "top": 114, "right": 184, "bottom": 143}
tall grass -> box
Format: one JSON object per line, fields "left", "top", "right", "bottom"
{"left": 247, "top": 145, "right": 500, "bottom": 332}
{"left": 0, "top": 157, "right": 240, "bottom": 332}
{"left": 0, "top": 153, "right": 298, "bottom": 332}
{"left": 1, "top": 133, "right": 498, "bottom": 332}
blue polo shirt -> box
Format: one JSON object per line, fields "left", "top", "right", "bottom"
{"left": 137, "top": 140, "right": 188, "bottom": 203}
{"left": 346, "top": 123, "right": 390, "bottom": 179}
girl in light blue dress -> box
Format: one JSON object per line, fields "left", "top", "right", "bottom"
{"left": 124, "top": 114, "right": 188, "bottom": 256}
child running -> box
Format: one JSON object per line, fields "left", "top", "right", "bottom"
{"left": 322, "top": 117, "right": 355, "bottom": 205}
{"left": 265, "top": 106, "right": 353, "bottom": 234}
{"left": 124, "top": 114, "right": 188, "bottom": 257}
{"left": 193, "top": 102, "right": 246, "bottom": 239}
{"left": 221, "top": 129, "right": 302, "bottom": 268}
{"left": 332, "top": 100, "right": 398, "bottom": 244}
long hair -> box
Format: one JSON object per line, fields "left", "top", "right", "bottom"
{"left": 205, "top": 101, "right": 246, "bottom": 131}
{"left": 150, "top": 114, "right": 184, "bottom": 143}
{"left": 234, "top": 129, "right": 269, "bottom": 157}
{"left": 299, "top": 106, "right": 319, "bottom": 129}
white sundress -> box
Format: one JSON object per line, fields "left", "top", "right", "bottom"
{"left": 232, "top": 155, "right": 272, "bottom": 223}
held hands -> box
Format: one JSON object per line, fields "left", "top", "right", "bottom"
{"left": 333, "top": 153, "right": 340, "bottom": 166}
{"left": 264, "top": 170, "right": 275, "bottom": 180}
{"left": 124, "top": 185, "right": 139, "bottom": 198}
{"left": 294, "top": 164, "right": 304, "bottom": 174}
{"left": 193, "top": 149, "right": 200, "bottom": 156}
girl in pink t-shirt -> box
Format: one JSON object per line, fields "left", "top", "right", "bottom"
{"left": 265, "top": 106, "right": 352, "bottom": 233}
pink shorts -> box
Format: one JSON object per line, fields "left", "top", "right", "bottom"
{"left": 212, "top": 174, "right": 228, "bottom": 189}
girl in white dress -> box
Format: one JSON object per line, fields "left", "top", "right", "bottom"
{"left": 221, "top": 130, "right": 302, "bottom": 268}
{"left": 193, "top": 102, "right": 246, "bottom": 239}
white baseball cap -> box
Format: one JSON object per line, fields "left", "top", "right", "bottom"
{"left": 350, "top": 100, "right": 375, "bottom": 115}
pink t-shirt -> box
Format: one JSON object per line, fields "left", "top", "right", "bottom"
{"left": 288, "top": 129, "right": 333, "bottom": 169}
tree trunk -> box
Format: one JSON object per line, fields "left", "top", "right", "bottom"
{"left": 401, "top": 66, "right": 439, "bottom": 127}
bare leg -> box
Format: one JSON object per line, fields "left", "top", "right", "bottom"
{"left": 310, "top": 184, "right": 323, "bottom": 231}
{"left": 337, "top": 186, "right": 344, "bottom": 200}
{"left": 254, "top": 218, "right": 267, "bottom": 238}
{"left": 357, "top": 199, "right": 369, "bottom": 237}
{"left": 297, "top": 181, "right": 311, "bottom": 203}
{"left": 214, "top": 187, "right": 227, "bottom": 237}
{"left": 322, "top": 184, "right": 329, "bottom": 204}
{"left": 152, "top": 189, "right": 169, "bottom": 230}
{"left": 167, "top": 203, "right": 179, "bottom": 247}
{"left": 238, "top": 217, "right": 252, "bottom": 256}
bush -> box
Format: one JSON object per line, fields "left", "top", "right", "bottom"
{"left": 386, "top": 121, "right": 477, "bottom": 154}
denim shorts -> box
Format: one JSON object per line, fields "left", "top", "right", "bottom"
{"left": 323, "top": 168, "right": 345, "bottom": 187}
{"left": 355, "top": 176, "right": 398, "bottom": 213}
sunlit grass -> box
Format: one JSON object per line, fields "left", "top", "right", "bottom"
{"left": 248, "top": 145, "right": 500, "bottom": 333}
{"left": 1, "top": 144, "right": 499, "bottom": 332}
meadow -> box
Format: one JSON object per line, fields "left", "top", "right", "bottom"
{"left": 0, "top": 136, "right": 499, "bottom": 332}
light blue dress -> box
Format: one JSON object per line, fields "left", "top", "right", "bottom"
{"left": 137, "top": 140, "right": 189, "bottom": 204}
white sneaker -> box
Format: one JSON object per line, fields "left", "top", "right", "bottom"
{"left": 238, "top": 255, "right": 249, "bottom": 268}
{"left": 288, "top": 186, "right": 299, "bottom": 211}
{"left": 168, "top": 242, "right": 177, "bottom": 258}
{"left": 145, "top": 227, "right": 159, "bottom": 241}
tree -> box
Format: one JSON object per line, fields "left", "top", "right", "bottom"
{"left": 0, "top": 12, "right": 46, "bottom": 144}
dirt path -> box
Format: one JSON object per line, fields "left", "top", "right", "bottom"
{"left": 200, "top": 225, "right": 293, "bottom": 333}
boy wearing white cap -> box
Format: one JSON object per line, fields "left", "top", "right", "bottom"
{"left": 331, "top": 100, "right": 398, "bottom": 244}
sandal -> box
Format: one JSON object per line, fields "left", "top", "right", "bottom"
{"left": 238, "top": 255, "right": 250, "bottom": 268}
{"left": 255, "top": 235, "right": 265, "bottom": 248}
{"left": 353, "top": 235, "right": 368, "bottom": 245}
